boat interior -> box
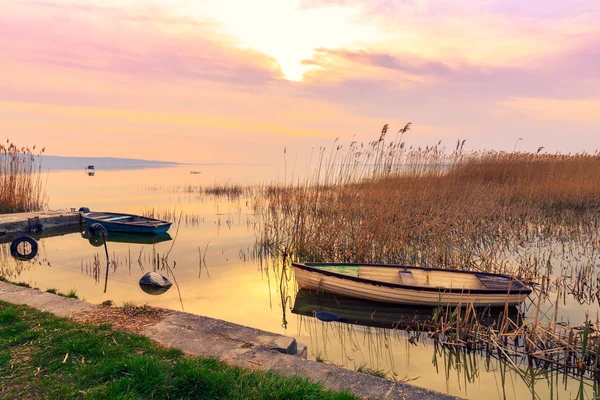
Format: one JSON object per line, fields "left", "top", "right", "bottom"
{"left": 86, "top": 213, "right": 165, "bottom": 225}
{"left": 316, "top": 265, "right": 521, "bottom": 291}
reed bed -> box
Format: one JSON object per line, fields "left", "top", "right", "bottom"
{"left": 420, "top": 295, "right": 600, "bottom": 384}
{"left": 140, "top": 208, "right": 205, "bottom": 226}
{"left": 251, "top": 124, "right": 600, "bottom": 381}
{"left": 140, "top": 183, "right": 255, "bottom": 201}
{"left": 0, "top": 141, "right": 47, "bottom": 213}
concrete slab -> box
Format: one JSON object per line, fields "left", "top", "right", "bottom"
{"left": 0, "top": 210, "right": 81, "bottom": 235}
{"left": 0, "top": 281, "right": 93, "bottom": 317}
{"left": 143, "top": 312, "right": 302, "bottom": 358}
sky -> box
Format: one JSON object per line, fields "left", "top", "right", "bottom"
{"left": 1, "top": 0, "right": 599, "bottom": 163}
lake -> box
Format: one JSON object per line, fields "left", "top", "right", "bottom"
{"left": 1, "top": 164, "right": 596, "bottom": 399}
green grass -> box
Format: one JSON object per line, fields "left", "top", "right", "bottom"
{"left": 45, "top": 288, "right": 79, "bottom": 299}
{"left": 355, "top": 363, "right": 388, "bottom": 379}
{"left": 0, "top": 301, "right": 358, "bottom": 400}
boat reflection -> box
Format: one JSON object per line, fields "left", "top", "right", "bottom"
{"left": 81, "top": 230, "right": 172, "bottom": 246}
{"left": 292, "top": 289, "right": 520, "bottom": 329}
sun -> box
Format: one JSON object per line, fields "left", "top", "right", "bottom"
{"left": 182, "top": 0, "right": 378, "bottom": 81}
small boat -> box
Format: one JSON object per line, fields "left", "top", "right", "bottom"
{"left": 292, "top": 262, "right": 532, "bottom": 307}
{"left": 81, "top": 211, "right": 172, "bottom": 235}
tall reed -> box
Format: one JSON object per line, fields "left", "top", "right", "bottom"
{"left": 0, "top": 140, "right": 47, "bottom": 213}
{"left": 252, "top": 126, "right": 600, "bottom": 277}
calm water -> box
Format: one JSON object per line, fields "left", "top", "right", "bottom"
{"left": 1, "top": 165, "right": 596, "bottom": 399}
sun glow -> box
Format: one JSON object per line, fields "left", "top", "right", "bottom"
{"left": 179, "top": 0, "right": 379, "bottom": 81}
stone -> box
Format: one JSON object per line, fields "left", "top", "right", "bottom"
{"left": 139, "top": 272, "right": 172, "bottom": 295}
{"left": 272, "top": 336, "right": 297, "bottom": 355}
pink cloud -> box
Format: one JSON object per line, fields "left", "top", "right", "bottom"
{"left": 304, "top": 48, "right": 454, "bottom": 76}
{"left": 1, "top": 2, "right": 283, "bottom": 85}
{"left": 24, "top": 1, "right": 212, "bottom": 27}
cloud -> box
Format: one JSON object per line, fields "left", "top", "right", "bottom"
{"left": 1, "top": 2, "right": 283, "bottom": 85}
{"left": 501, "top": 98, "right": 600, "bottom": 124}
{"left": 23, "top": 1, "right": 213, "bottom": 27}
{"left": 305, "top": 48, "right": 453, "bottom": 77}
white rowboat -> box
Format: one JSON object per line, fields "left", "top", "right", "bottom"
{"left": 292, "top": 263, "right": 532, "bottom": 307}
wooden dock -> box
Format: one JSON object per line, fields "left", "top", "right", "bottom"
{"left": 0, "top": 210, "right": 81, "bottom": 236}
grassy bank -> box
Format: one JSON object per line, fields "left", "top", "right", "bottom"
{"left": 0, "top": 301, "right": 357, "bottom": 400}
{"left": 0, "top": 141, "right": 46, "bottom": 214}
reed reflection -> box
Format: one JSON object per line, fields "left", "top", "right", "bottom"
{"left": 292, "top": 289, "right": 599, "bottom": 399}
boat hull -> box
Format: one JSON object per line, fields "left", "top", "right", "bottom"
{"left": 293, "top": 263, "right": 531, "bottom": 307}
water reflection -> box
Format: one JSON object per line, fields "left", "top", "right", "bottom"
{"left": 292, "top": 290, "right": 598, "bottom": 399}
{"left": 81, "top": 230, "right": 172, "bottom": 245}
{"left": 292, "top": 289, "right": 520, "bottom": 330}
{"left": 292, "top": 288, "right": 599, "bottom": 399}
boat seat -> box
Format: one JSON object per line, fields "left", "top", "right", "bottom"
{"left": 359, "top": 266, "right": 404, "bottom": 284}
{"left": 475, "top": 274, "right": 512, "bottom": 290}
{"left": 398, "top": 271, "right": 418, "bottom": 286}
{"left": 105, "top": 216, "right": 133, "bottom": 222}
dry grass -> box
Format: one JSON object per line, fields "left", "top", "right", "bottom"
{"left": 71, "top": 302, "right": 172, "bottom": 334}
{"left": 0, "top": 141, "right": 47, "bottom": 213}
{"left": 253, "top": 128, "right": 600, "bottom": 274}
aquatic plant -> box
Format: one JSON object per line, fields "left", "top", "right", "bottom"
{"left": 0, "top": 140, "right": 47, "bottom": 213}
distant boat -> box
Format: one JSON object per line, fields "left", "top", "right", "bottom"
{"left": 190, "top": 171, "right": 201, "bottom": 174}
{"left": 86, "top": 165, "right": 95, "bottom": 170}
{"left": 81, "top": 211, "right": 172, "bottom": 235}
{"left": 292, "top": 263, "right": 531, "bottom": 307}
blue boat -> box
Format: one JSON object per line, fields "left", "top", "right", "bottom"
{"left": 81, "top": 211, "right": 172, "bottom": 235}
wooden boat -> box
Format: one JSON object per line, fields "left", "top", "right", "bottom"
{"left": 292, "top": 262, "right": 532, "bottom": 307}
{"left": 81, "top": 211, "right": 171, "bottom": 235}
{"left": 292, "top": 289, "right": 521, "bottom": 329}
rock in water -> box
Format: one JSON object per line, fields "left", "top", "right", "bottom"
{"left": 139, "top": 272, "right": 173, "bottom": 295}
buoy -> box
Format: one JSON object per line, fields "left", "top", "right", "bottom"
{"left": 10, "top": 236, "right": 38, "bottom": 261}
{"left": 89, "top": 223, "right": 107, "bottom": 237}
{"left": 86, "top": 223, "right": 108, "bottom": 246}
{"left": 139, "top": 272, "right": 173, "bottom": 295}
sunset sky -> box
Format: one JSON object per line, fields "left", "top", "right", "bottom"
{"left": 1, "top": 0, "right": 599, "bottom": 163}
